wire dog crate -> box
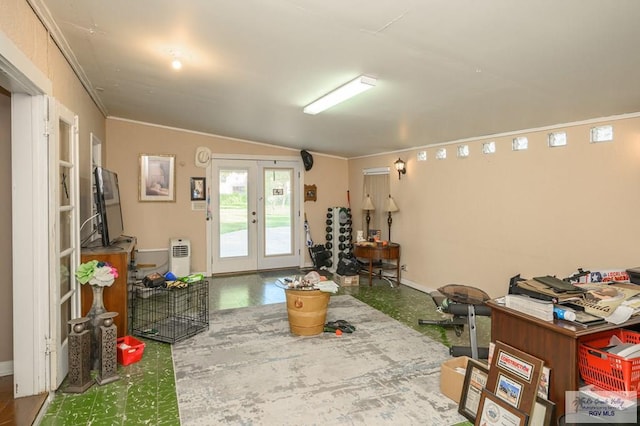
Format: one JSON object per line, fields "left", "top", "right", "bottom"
{"left": 131, "top": 280, "right": 209, "bottom": 343}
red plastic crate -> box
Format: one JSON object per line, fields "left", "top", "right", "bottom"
{"left": 117, "top": 336, "right": 145, "bottom": 366}
{"left": 578, "top": 329, "right": 640, "bottom": 395}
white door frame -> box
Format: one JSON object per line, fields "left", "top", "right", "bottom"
{"left": 206, "top": 154, "right": 304, "bottom": 275}
{"left": 2, "top": 30, "right": 54, "bottom": 397}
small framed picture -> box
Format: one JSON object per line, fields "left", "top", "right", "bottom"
{"left": 190, "top": 177, "right": 206, "bottom": 201}
{"left": 459, "top": 359, "right": 489, "bottom": 422}
{"left": 538, "top": 366, "right": 551, "bottom": 399}
{"left": 496, "top": 373, "right": 523, "bottom": 408}
{"left": 304, "top": 184, "right": 317, "bottom": 202}
{"left": 477, "top": 389, "right": 529, "bottom": 426}
{"left": 139, "top": 154, "right": 175, "bottom": 202}
{"left": 531, "top": 397, "right": 555, "bottom": 426}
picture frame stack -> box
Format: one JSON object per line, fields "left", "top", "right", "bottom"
{"left": 458, "top": 341, "right": 556, "bottom": 425}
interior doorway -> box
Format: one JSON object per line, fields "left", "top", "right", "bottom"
{"left": 208, "top": 156, "right": 302, "bottom": 274}
{"left": 2, "top": 30, "right": 55, "bottom": 402}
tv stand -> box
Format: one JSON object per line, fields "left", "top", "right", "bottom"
{"left": 80, "top": 237, "right": 136, "bottom": 337}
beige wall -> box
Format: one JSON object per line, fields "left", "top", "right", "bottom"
{"left": 1, "top": 1, "right": 107, "bottom": 230}
{"left": 348, "top": 116, "right": 640, "bottom": 297}
{"left": 0, "top": 90, "right": 12, "bottom": 363}
{"left": 0, "top": 1, "right": 49, "bottom": 75}
{"left": 106, "top": 119, "right": 349, "bottom": 271}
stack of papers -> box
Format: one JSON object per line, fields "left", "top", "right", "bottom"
{"left": 572, "top": 283, "right": 640, "bottom": 323}
{"left": 505, "top": 294, "right": 554, "bottom": 321}
{"left": 621, "top": 295, "right": 640, "bottom": 314}
{"left": 513, "top": 279, "right": 584, "bottom": 302}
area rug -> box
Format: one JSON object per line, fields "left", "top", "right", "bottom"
{"left": 172, "top": 295, "right": 466, "bottom": 425}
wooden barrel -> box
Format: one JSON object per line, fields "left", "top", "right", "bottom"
{"left": 285, "top": 289, "right": 330, "bottom": 336}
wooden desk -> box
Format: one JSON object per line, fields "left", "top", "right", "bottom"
{"left": 487, "top": 300, "right": 640, "bottom": 423}
{"left": 353, "top": 243, "right": 400, "bottom": 286}
{"left": 81, "top": 237, "right": 136, "bottom": 337}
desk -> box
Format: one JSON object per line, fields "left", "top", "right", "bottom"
{"left": 81, "top": 237, "right": 136, "bottom": 337}
{"left": 353, "top": 243, "right": 400, "bottom": 286}
{"left": 487, "top": 300, "right": 640, "bottom": 424}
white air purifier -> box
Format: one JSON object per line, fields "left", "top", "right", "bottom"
{"left": 169, "top": 238, "right": 191, "bottom": 277}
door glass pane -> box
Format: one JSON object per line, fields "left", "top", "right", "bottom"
{"left": 59, "top": 119, "right": 70, "bottom": 162}
{"left": 264, "top": 168, "right": 292, "bottom": 256}
{"left": 59, "top": 165, "right": 70, "bottom": 206}
{"left": 219, "top": 169, "right": 248, "bottom": 258}
{"left": 59, "top": 254, "right": 71, "bottom": 295}
{"left": 60, "top": 298, "right": 70, "bottom": 343}
{"left": 59, "top": 210, "right": 71, "bottom": 252}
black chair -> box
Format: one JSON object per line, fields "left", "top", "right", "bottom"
{"left": 418, "top": 285, "right": 491, "bottom": 360}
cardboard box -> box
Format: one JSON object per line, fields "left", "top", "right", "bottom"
{"left": 335, "top": 274, "right": 359, "bottom": 287}
{"left": 439, "top": 356, "right": 470, "bottom": 403}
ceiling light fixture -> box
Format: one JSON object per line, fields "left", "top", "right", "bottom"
{"left": 168, "top": 49, "right": 183, "bottom": 70}
{"left": 303, "top": 75, "right": 376, "bottom": 115}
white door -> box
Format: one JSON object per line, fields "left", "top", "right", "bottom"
{"left": 211, "top": 158, "right": 301, "bottom": 274}
{"left": 212, "top": 160, "right": 258, "bottom": 273}
{"left": 49, "top": 99, "right": 80, "bottom": 388}
{"left": 257, "top": 161, "right": 299, "bottom": 270}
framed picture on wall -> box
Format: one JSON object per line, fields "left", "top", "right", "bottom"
{"left": 139, "top": 154, "right": 175, "bottom": 202}
{"left": 190, "top": 177, "right": 206, "bottom": 201}
{"left": 304, "top": 184, "right": 317, "bottom": 202}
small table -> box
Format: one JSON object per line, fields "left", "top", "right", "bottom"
{"left": 353, "top": 243, "right": 401, "bottom": 286}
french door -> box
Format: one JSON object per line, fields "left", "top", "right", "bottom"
{"left": 49, "top": 99, "right": 80, "bottom": 388}
{"left": 210, "top": 158, "right": 301, "bottom": 274}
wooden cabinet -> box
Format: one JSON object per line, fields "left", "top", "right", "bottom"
{"left": 80, "top": 238, "right": 136, "bottom": 337}
{"left": 487, "top": 300, "right": 640, "bottom": 424}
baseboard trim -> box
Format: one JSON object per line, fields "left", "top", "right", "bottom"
{"left": 0, "top": 360, "right": 14, "bottom": 377}
{"left": 401, "top": 279, "right": 438, "bottom": 295}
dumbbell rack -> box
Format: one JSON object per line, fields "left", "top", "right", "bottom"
{"left": 325, "top": 207, "right": 353, "bottom": 272}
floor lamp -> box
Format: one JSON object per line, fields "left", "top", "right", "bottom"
{"left": 386, "top": 195, "right": 399, "bottom": 242}
{"left": 363, "top": 195, "right": 375, "bottom": 239}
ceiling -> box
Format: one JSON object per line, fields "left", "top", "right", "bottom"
{"left": 32, "top": 0, "right": 640, "bottom": 158}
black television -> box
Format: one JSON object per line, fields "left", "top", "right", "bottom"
{"left": 94, "top": 166, "right": 125, "bottom": 246}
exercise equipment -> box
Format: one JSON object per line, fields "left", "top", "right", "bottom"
{"left": 418, "top": 285, "right": 491, "bottom": 360}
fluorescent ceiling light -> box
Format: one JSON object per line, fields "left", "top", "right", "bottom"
{"left": 303, "top": 75, "right": 376, "bottom": 115}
